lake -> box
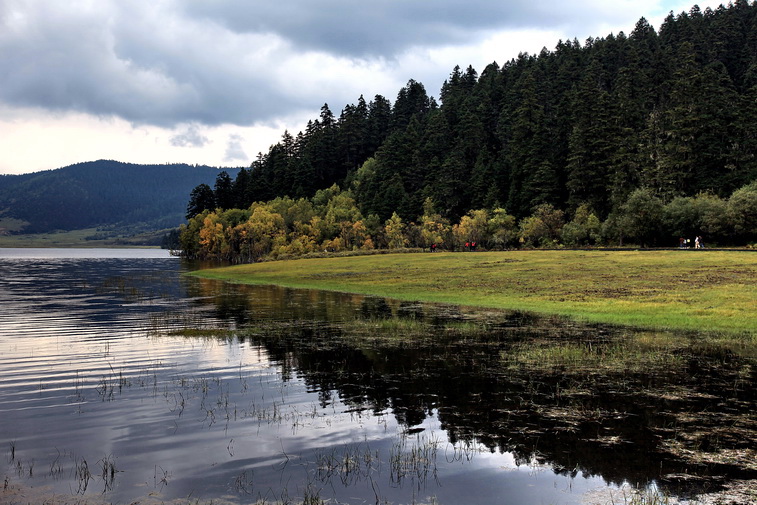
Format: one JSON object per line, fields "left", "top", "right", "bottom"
{"left": 0, "top": 249, "right": 754, "bottom": 504}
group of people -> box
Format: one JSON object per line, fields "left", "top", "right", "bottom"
{"left": 679, "top": 236, "right": 705, "bottom": 249}
{"left": 428, "top": 241, "right": 478, "bottom": 252}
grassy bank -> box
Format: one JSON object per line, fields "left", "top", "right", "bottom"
{"left": 190, "top": 250, "right": 757, "bottom": 335}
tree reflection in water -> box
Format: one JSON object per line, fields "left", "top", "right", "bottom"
{"left": 186, "top": 280, "right": 757, "bottom": 500}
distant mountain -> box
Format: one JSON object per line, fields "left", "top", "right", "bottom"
{"left": 0, "top": 160, "right": 239, "bottom": 234}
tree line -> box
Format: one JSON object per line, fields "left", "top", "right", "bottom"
{"left": 183, "top": 2, "right": 757, "bottom": 259}
{"left": 179, "top": 181, "right": 757, "bottom": 261}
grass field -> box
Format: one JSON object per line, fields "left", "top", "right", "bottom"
{"left": 191, "top": 249, "right": 757, "bottom": 335}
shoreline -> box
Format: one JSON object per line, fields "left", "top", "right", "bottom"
{"left": 189, "top": 249, "right": 757, "bottom": 336}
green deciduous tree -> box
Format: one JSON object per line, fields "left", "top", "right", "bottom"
{"left": 561, "top": 204, "right": 601, "bottom": 246}
{"left": 487, "top": 208, "right": 517, "bottom": 250}
{"left": 518, "top": 203, "right": 564, "bottom": 247}
{"left": 662, "top": 193, "right": 729, "bottom": 245}
{"left": 727, "top": 181, "right": 757, "bottom": 243}
{"left": 611, "top": 188, "right": 665, "bottom": 247}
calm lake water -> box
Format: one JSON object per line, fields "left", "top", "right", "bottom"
{"left": 0, "top": 249, "right": 754, "bottom": 505}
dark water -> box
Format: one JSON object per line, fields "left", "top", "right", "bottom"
{"left": 0, "top": 249, "right": 754, "bottom": 504}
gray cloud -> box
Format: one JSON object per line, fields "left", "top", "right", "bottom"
{"left": 180, "top": 1, "right": 570, "bottom": 58}
{"left": 0, "top": 0, "right": 655, "bottom": 131}
{"left": 0, "top": 1, "right": 310, "bottom": 127}
{"left": 170, "top": 124, "right": 210, "bottom": 147}
{"left": 223, "top": 134, "right": 248, "bottom": 162}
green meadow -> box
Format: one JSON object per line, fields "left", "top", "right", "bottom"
{"left": 191, "top": 249, "right": 757, "bottom": 336}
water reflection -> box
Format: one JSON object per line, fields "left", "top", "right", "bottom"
{"left": 185, "top": 278, "right": 757, "bottom": 496}
{"left": 0, "top": 254, "right": 754, "bottom": 505}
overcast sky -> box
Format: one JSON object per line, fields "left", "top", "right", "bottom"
{"left": 0, "top": 0, "right": 726, "bottom": 175}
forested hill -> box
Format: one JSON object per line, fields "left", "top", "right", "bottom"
{"left": 193, "top": 2, "right": 756, "bottom": 224}
{"left": 0, "top": 160, "right": 237, "bottom": 234}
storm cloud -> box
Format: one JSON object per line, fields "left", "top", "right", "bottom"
{"left": 0, "top": 0, "right": 681, "bottom": 129}
{"left": 179, "top": 0, "right": 660, "bottom": 58}
{"left": 0, "top": 1, "right": 307, "bottom": 127}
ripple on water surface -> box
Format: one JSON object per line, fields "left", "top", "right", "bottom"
{"left": 1, "top": 251, "right": 753, "bottom": 505}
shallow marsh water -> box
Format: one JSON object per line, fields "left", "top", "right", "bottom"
{"left": 0, "top": 249, "right": 754, "bottom": 504}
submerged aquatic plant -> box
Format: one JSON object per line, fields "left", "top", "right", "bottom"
{"left": 503, "top": 330, "right": 688, "bottom": 373}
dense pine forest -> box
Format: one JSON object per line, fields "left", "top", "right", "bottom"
{"left": 182, "top": 2, "right": 757, "bottom": 260}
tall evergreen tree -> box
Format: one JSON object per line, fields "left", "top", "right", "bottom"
{"left": 213, "top": 171, "right": 235, "bottom": 210}
{"left": 645, "top": 42, "right": 740, "bottom": 197}
{"left": 502, "top": 64, "right": 557, "bottom": 217}
{"left": 565, "top": 58, "right": 616, "bottom": 215}
{"left": 186, "top": 183, "right": 216, "bottom": 220}
{"left": 366, "top": 94, "right": 392, "bottom": 155}
{"left": 391, "top": 80, "right": 431, "bottom": 131}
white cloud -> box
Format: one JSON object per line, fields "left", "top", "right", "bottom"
{"left": 0, "top": 108, "right": 287, "bottom": 174}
